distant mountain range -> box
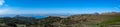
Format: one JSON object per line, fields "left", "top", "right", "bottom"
{"left": 0, "top": 13, "right": 72, "bottom": 18}
{"left": 0, "top": 12, "right": 120, "bottom": 18}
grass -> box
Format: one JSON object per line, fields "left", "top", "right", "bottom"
{"left": 98, "top": 15, "right": 120, "bottom": 26}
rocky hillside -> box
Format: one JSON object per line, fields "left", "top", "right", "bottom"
{"left": 51, "top": 12, "right": 120, "bottom": 27}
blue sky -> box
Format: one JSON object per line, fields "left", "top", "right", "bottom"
{"left": 0, "top": 0, "right": 120, "bottom": 15}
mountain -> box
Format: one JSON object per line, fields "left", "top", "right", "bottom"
{"left": 101, "top": 12, "right": 120, "bottom": 15}
{"left": 0, "top": 12, "right": 120, "bottom": 27}
{"left": 50, "top": 12, "right": 120, "bottom": 27}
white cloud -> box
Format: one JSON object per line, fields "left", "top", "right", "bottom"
{"left": 0, "top": 0, "right": 5, "bottom": 6}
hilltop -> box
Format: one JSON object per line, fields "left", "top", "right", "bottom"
{"left": 51, "top": 12, "right": 120, "bottom": 27}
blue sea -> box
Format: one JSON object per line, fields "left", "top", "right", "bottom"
{"left": 33, "top": 16, "right": 47, "bottom": 19}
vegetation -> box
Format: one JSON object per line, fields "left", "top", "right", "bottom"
{"left": 0, "top": 12, "right": 120, "bottom": 27}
